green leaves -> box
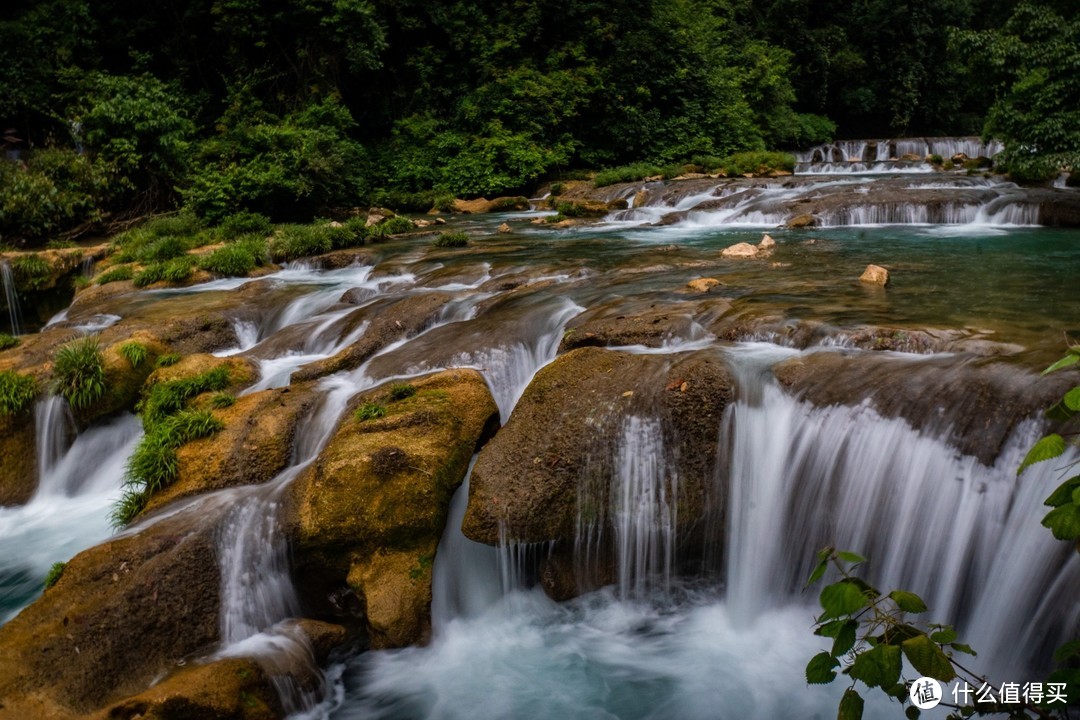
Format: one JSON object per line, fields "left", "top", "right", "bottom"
{"left": 838, "top": 689, "right": 864, "bottom": 720}
{"left": 1042, "top": 503, "right": 1080, "bottom": 541}
{"left": 901, "top": 635, "right": 956, "bottom": 682}
{"left": 1018, "top": 434, "right": 1066, "bottom": 476}
{"left": 805, "top": 652, "right": 839, "bottom": 684}
{"left": 888, "top": 591, "right": 927, "bottom": 614}
{"left": 819, "top": 580, "right": 869, "bottom": 620}
{"left": 849, "top": 644, "right": 902, "bottom": 689}
{"left": 1044, "top": 351, "right": 1080, "bottom": 375}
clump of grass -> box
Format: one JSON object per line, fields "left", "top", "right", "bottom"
{"left": 554, "top": 201, "right": 586, "bottom": 218}
{"left": 72, "top": 275, "right": 91, "bottom": 290}
{"left": 0, "top": 333, "right": 19, "bottom": 350}
{"left": 133, "top": 256, "right": 195, "bottom": 288}
{"left": 139, "top": 365, "right": 231, "bottom": 428}
{"left": 95, "top": 265, "right": 134, "bottom": 285}
{"left": 433, "top": 193, "right": 457, "bottom": 213}
{"left": 356, "top": 402, "right": 387, "bottom": 422}
{"left": 45, "top": 239, "right": 78, "bottom": 249}
{"left": 156, "top": 352, "right": 181, "bottom": 367}
{"left": 433, "top": 232, "right": 468, "bottom": 248}
{"left": 268, "top": 224, "right": 334, "bottom": 262}
{"left": 43, "top": 561, "right": 66, "bottom": 589}
{"left": 112, "top": 409, "right": 225, "bottom": 527}
{"left": 0, "top": 370, "right": 37, "bottom": 415}
{"left": 12, "top": 254, "right": 51, "bottom": 288}
{"left": 144, "top": 212, "right": 204, "bottom": 238}
{"left": 199, "top": 242, "right": 258, "bottom": 277}
{"left": 52, "top": 338, "right": 106, "bottom": 411}
{"left": 368, "top": 215, "right": 416, "bottom": 240}
{"left": 119, "top": 341, "right": 148, "bottom": 368}
{"left": 718, "top": 151, "right": 796, "bottom": 176}
{"left": 388, "top": 383, "right": 416, "bottom": 401}
{"left": 594, "top": 163, "right": 664, "bottom": 188}
{"left": 216, "top": 211, "right": 272, "bottom": 240}
{"left": 138, "top": 235, "right": 188, "bottom": 263}
{"left": 210, "top": 392, "right": 236, "bottom": 408}
{"left": 544, "top": 213, "right": 567, "bottom": 224}
{"left": 549, "top": 182, "right": 564, "bottom": 196}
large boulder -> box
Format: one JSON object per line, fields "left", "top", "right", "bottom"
{"left": 462, "top": 347, "right": 734, "bottom": 596}
{"left": 284, "top": 369, "right": 499, "bottom": 649}
{"left": 0, "top": 409, "right": 37, "bottom": 505}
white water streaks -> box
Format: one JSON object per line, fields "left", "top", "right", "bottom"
{"left": 1, "top": 259, "right": 22, "bottom": 336}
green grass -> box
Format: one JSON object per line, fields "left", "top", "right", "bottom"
{"left": 368, "top": 215, "right": 416, "bottom": 240}
{"left": 12, "top": 254, "right": 51, "bottom": 287}
{"left": 0, "top": 371, "right": 37, "bottom": 415}
{"left": 119, "top": 341, "right": 148, "bottom": 368}
{"left": 388, "top": 383, "right": 416, "bottom": 401}
{"left": 216, "top": 211, "right": 272, "bottom": 240}
{"left": 156, "top": 352, "right": 181, "bottom": 367}
{"left": 132, "top": 256, "right": 195, "bottom": 287}
{"left": 593, "top": 163, "right": 663, "bottom": 187}
{"left": 43, "top": 561, "right": 66, "bottom": 589}
{"left": 138, "top": 235, "right": 188, "bottom": 263}
{"left": 718, "top": 151, "right": 796, "bottom": 176}
{"left": 210, "top": 392, "right": 236, "bottom": 408}
{"left": 554, "top": 201, "right": 586, "bottom": 218}
{"left": 139, "top": 365, "right": 231, "bottom": 429}
{"left": 0, "top": 333, "right": 18, "bottom": 350}
{"left": 268, "top": 224, "right": 334, "bottom": 262}
{"left": 95, "top": 265, "right": 134, "bottom": 285}
{"left": 112, "top": 409, "right": 225, "bottom": 527}
{"left": 355, "top": 402, "right": 387, "bottom": 422}
{"left": 199, "top": 242, "right": 258, "bottom": 277}
{"left": 433, "top": 231, "right": 468, "bottom": 248}
{"left": 52, "top": 338, "right": 106, "bottom": 411}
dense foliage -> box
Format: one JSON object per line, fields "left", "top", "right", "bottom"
{"left": 0, "top": 0, "right": 1075, "bottom": 243}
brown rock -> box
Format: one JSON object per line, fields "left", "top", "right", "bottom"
{"left": 285, "top": 369, "right": 499, "bottom": 648}
{"left": 786, "top": 213, "right": 816, "bottom": 228}
{"left": 686, "top": 277, "right": 721, "bottom": 293}
{"left": 721, "top": 242, "right": 759, "bottom": 258}
{"left": 859, "top": 264, "right": 890, "bottom": 286}
{"left": 758, "top": 234, "right": 776, "bottom": 250}
{"left": 0, "top": 410, "right": 37, "bottom": 505}
{"left": 497, "top": 222, "right": 512, "bottom": 234}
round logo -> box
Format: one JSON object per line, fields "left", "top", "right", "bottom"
{"left": 910, "top": 677, "right": 943, "bottom": 709}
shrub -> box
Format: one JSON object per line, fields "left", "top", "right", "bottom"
{"left": 594, "top": 163, "right": 664, "bottom": 187}
{"left": 0, "top": 148, "right": 112, "bottom": 242}
{"left": 119, "top": 341, "right": 148, "bottom": 368}
{"left": 719, "top": 151, "right": 796, "bottom": 176}
{"left": 43, "top": 561, "right": 66, "bottom": 589}
{"left": 156, "top": 353, "right": 181, "bottom": 367}
{"left": 12, "top": 254, "right": 51, "bottom": 288}
{"left": 356, "top": 402, "right": 387, "bottom": 421}
{"left": 929, "top": 154, "right": 944, "bottom": 165}
{"left": 268, "top": 224, "right": 334, "bottom": 262}
{"left": 549, "top": 182, "right": 564, "bottom": 196}
{"left": 199, "top": 243, "right": 258, "bottom": 277}
{"left": 0, "top": 370, "right": 37, "bottom": 415}
{"left": 139, "top": 365, "right": 231, "bottom": 429}
{"left": 368, "top": 215, "right": 415, "bottom": 240}
{"left": 216, "top": 211, "right": 272, "bottom": 240}
{"left": 0, "top": 333, "right": 19, "bottom": 350}
{"left": 433, "top": 232, "right": 469, "bottom": 248}
{"left": 95, "top": 265, "right": 134, "bottom": 285}
{"left": 388, "top": 383, "right": 416, "bottom": 401}
{"left": 52, "top": 338, "right": 105, "bottom": 411}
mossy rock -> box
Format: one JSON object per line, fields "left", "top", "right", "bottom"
{"left": 285, "top": 368, "right": 499, "bottom": 648}
{"left": 0, "top": 410, "right": 37, "bottom": 505}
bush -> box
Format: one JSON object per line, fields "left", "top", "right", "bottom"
{"left": 0, "top": 370, "right": 37, "bottom": 415}
{"left": 12, "top": 254, "right": 51, "bottom": 288}
{"left": 139, "top": 365, "right": 231, "bottom": 429}
{"left": 119, "top": 341, "right": 148, "bottom": 368}
{"left": 356, "top": 402, "right": 386, "bottom": 421}
{"left": 594, "top": 163, "right": 664, "bottom": 187}
{"left": 199, "top": 242, "right": 258, "bottom": 277}
{"left": 0, "top": 333, "right": 19, "bottom": 350}
{"left": 43, "top": 561, "right": 66, "bottom": 589}
{"left": 433, "top": 232, "right": 469, "bottom": 248}
{"left": 388, "top": 383, "right": 416, "bottom": 401}
{"left": 95, "top": 265, "right": 134, "bottom": 285}
{"left": 52, "top": 338, "right": 105, "bottom": 411}
{"left": 368, "top": 215, "right": 415, "bottom": 240}
{"left": 0, "top": 148, "right": 112, "bottom": 242}
{"left": 143, "top": 213, "right": 204, "bottom": 238}
{"left": 216, "top": 211, "right": 271, "bottom": 240}
{"left": 719, "top": 151, "right": 796, "bottom": 176}
{"left": 268, "top": 224, "right": 334, "bottom": 262}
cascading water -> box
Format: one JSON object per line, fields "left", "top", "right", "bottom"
{"left": 34, "top": 395, "right": 73, "bottom": 488}
{"left": 1, "top": 259, "right": 21, "bottom": 336}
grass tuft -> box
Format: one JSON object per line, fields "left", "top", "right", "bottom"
{"left": 433, "top": 232, "right": 468, "bottom": 248}
{"left": 139, "top": 366, "right": 231, "bottom": 429}
{"left": 43, "top": 561, "right": 66, "bottom": 589}
{"left": 156, "top": 352, "right": 181, "bottom": 367}
{"left": 0, "top": 333, "right": 19, "bottom": 350}
{"left": 119, "top": 341, "right": 148, "bottom": 368}
{"left": 52, "top": 338, "right": 106, "bottom": 411}
{"left": 210, "top": 392, "right": 236, "bottom": 408}
{"left": 355, "top": 402, "right": 387, "bottom": 422}
{"left": 95, "top": 265, "right": 134, "bottom": 285}
{"left": 0, "top": 370, "right": 37, "bottom": 415}
{"left": 388, "top": 383, "right": 416, "bottom": 401}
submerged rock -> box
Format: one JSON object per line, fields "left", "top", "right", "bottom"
{"left": 285, "top": 369, "right": 499, "bottom": 649}
{"left": 859, "top": 263, "right": 890, "bottom": 286}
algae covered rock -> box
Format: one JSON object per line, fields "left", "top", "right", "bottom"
{"left": 285, "top": 368, "right": 499, "bottom": 648}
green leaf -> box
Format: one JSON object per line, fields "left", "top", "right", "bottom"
{"left": 1043, "top": 353, "right": 1080, "bottom": 375}
{"left": 1054, "top": 639, "right": 1080, "bottom": 664}
{"left": 1017, "top": 434, "right": 1066, "bottom": 476}
{"left": 929, "top": 627, "right": 957, "bottom": 644}
{"left": 806, "top": 558, "right": 829, "bottom": 588}
{"left": 905, "top": 706, "right": 921, "bottom": 720}
{"left": 950, "top": 642, "right": 977, "bottom": 656}
{"left": 902, "top": 635, "right": 957, "bottom": 681}
{"left": 1042, "top": 503, "right": 1080, "bottom": 541}
{"left": 806, "top": 651, "right": 839, "bottom": 684}
{"left": 849, "top": 644, "right": 902, "bottom": 688}
{"left": 1046, "top": 476, "right": 1080, "bottom": 507}
{"left": 889, "top": 590, "right": 928, "bottom": 614}
{"left": 1064, "top": 386, "right": 1080, "bottom": 412}
{"left": 820, "top": 580, "right": 869, "bottom": 620}
{"left": 832, "top": 620, "right": 858, "bottom": 657}
{"left": 837, "top": 551, "right": 867, "bottom": 565}
{"left": 816, "top": 620, "right": 847, "bottom": 638}
{"left": 838, "top": 689, "right": 864, "bottom": 720}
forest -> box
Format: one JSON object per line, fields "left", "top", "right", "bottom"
{"left": 1, "top": 0, "right": 1078, "bottom": 244}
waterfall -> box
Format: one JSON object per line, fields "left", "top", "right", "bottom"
{"left": 795, "top": 136, "right": 1003, "bottom": 175}
{"left": 721, "top": 350, "right": 1079, "bottom": 680}
{"left": 1, "top": 259, "right": 21, "bottom": 336}
{"left": 34, "top": 395, "right": 74, "bottom": 492}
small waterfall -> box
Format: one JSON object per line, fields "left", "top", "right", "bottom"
{"left": 34, "top": 396, "right": 74, "bottom": 492}
{"left": 722, "top": 352, "right": 1079, "bottom": 679}
{"left": 1, "top": 259, "right": 21, "bottom": 336}
{"left": 795, "top": 136, "right": 1003, "bottom": 175}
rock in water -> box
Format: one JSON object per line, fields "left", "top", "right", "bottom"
{"left": 284, "top": 369, "right": 499, "bottom": 649}
{"left": 859, "top": 264, "right": 890, "bottom": 286}
{"left": 497, "top": 222, "right": 511, "bottom": 234}
{"left": 721, "top": 242, "right": 759, "bottom": 258}
{"left": 786, "top": 213, "right": 816, "bottom": 228}
{"left": 686, "top": 277, "right": 721, "bottom": 293}
{"left": 758, "top": 234, "right": 776, "bottom": 250}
